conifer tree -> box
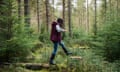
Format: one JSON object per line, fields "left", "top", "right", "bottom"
{"left": 0, "top": 0, "right": 36, "bottom": 62}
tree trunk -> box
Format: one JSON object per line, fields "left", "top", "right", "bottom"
{"left": 116, "top": 0, "right": 118, "bottom": 18}
{"left": 109, "top": 0, "right": 111, "bottom": 18}
{"left": 86, "top": 0, "right": 89, "bottom": 33}
{"left": 52, "top": 0, "right": 55, "bottom": 20}
{"left": 104, "top": 0, "right": 107, "bottom": 21}
{"left": 24, "top": 0, "right": 30, "bottom": 26}
{"left": 37, "top": 0, "right": 40, "bottom": 32}
{"left": 62, "top": 0, "right": 65, "bottom": 28}
{"left": 68, "top": 0, "right": 72, "bottom": 37}
{"left": 62, "top": 0, "right": 66, "bottom": 39}
{"left": 45, "top": 0, "right": 49, "bottom": 32}
{"left": 94, "top": 0, "right": 97, "bottom": 35}
{"left": 83, "top": 6, "right": 85, "bottom": 31}
{"left": 17, "top": 0, "right": 22, "bottom": 20}
{"left": 109, "top": 0, "right": 111, "bottom": 11}
{"left": 81, "top": 5, "right": 83, "bottom": 29}
{"left": 78, "top": 10, "right": 81, "bottom": 27}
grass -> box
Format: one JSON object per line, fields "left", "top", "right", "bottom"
{"left": 0, "top": 44, "right": 119, "bottom": 72}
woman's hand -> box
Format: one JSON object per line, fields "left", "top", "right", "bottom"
{"left": 63, "top": 29, "right": 67, "bottom": 32}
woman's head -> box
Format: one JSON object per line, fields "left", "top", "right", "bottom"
{"left": 57, "top": 18, "right": 63, "bottom": 24}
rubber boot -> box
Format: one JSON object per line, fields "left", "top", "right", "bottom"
{"left": 49, "top": 54, "right": 56, "bottom": 65}
{"left": 62, "top": 48, "right": 72, "bottom": 56}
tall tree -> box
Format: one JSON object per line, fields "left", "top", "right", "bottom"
{"left": 17, "top": 0, "right": 22, "bottom": 20}
{"left": 94, "top": 0, "right": 97, "bottom": 35}
{"left": 0, "top": 0, "right": 12, "bottom": 62}
{"left": 45, "top": 0, "right": 49, "bottom": 32}
{"left": 68, "top": 0, "right": 72, "bottom": 36}
{"left": 105, "top": 0, "right": 107, "bottom": 18}
{"left": 79, "top": 0, "right": 84, "bottom": 29}
{"left": 37, "top": 0, "right": 40, "bottom": 32}
{"left": 62, "top": 0, "right": 65, "bottom": 28}
{"left": 100, "top": 0, "right": 107, "bottom": 24}
{"left": 24, "top": 0, "right": 30, "bottom": 26}
{"left": 109, "top": 0, "right": 111, "bottom": 19}
{"left": 86, "top": 0, "right": 89, "bottom": 33}
{"left": 52, "top": 0, "right": 55, "bottom": 20}
{"left": 116, "top": 0, "right": 119, "bottom": 18}
{"left": 109, "top": 0, "right": 111, "bottom": 11}
{"left": 103, "top": 0, "right": 107, "bottom": 21}
{"left": 62, "top": 0, "right": 66, "bottom": 39}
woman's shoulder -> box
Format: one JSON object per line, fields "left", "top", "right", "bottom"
{"left": 52, "top": 21, "right": 57, "bottom": 25}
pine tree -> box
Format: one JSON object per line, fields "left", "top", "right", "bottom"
{"left": 68, "top": 0, "right": 72, "bottom": 37}
{"left": 0, "top": 0, "right": 36, "bottom": 62}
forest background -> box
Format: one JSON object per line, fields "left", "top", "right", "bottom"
{"left": 0, "top": 0, "right": 120, "bottom": 72}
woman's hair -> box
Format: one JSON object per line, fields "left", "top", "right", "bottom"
{"left": 57, "top": 18, "right": 63, "bottom": 24}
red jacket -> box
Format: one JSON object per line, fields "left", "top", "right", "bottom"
{"left": 50, "top": 22, "right": 62, "bottom": 42}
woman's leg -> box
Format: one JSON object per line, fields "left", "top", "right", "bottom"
{"left": 52, "top": 42, "right": 58, "bottom": 55}
{"left": 59, "top": 41, "right": 72, "bottom": 55}
{"left": 59, "top": 41, "right": 68, "bottom": 54}
{"left": 50, "top": 42, "right": 58, "bottom": 64}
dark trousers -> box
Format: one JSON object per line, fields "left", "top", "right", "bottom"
{"left": 50, "top": 41, "right": 68, "bottom": 63}
{"left": 52, "top": 41, "right": 68, "bottom": 55}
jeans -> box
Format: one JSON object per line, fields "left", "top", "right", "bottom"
{"left": 52, "top": 41, "right": 68, "bottom": 55}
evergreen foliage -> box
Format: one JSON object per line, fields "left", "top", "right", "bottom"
{"left": 90, "top": 10, "right": 120, "bottom": 62}
{"left": 100, "top": 12, "right": 120, "bottom": 61}
{"left": 0, "top": 0, "right": 36, "bottom": 62}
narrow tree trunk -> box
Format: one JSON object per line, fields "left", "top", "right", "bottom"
{"left": 83, "top": 7, "right": 85, "bottom": 30}
{"left": 86, "top": 0, "right": 89, "bottom": 33}
{"left": 94, "top": 0, "right": 97, "bottom": 35}
{"left": 104, "top": 0, "right": 107, "bottom": 21}
{"left": 37, "top": 0, "right": 40, "bottom": 32}
{"left": 109, "top": 0, "right": 111, "bottom": 17}
{"left": 62, "top": 0, "right": 66, "bottom": 39}
{"left": 52, "top": 0, "right": 55, "bottom": 20}
{"left": 63, "top": 0, "right": 65, "bottom": 28}
{"left": 116, "top": 0, "right": 118, "bottom": 18}
{"left": 79, "top": 14, "right": 81, "bottom": 27}
{"left": 45, "top": 0, "right": 49, "bottom": 32}
{"left": 17, "top": 0, "right": 22, "bottom": 20}
{"left": 109, "top": 0, "right": 111, "bottom": 11}
{"left": 81, "top": 5, "right": 84, "bottom": 28}
{"left": 24, "top": 0, "right": 30, "bottom": 26}
{"left": 68, "top": 0, "right": 72, "bottom": 37}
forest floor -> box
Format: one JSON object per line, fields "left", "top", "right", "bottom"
{"left": 0, "top": 44, "right": 119, "bottom": 72}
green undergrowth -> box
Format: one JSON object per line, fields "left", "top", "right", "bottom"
{"left": 30, "top": 42, "right": 120, "bottom": 72}
{"left": 0, "top": 43, "right": 119, "bottom": 72}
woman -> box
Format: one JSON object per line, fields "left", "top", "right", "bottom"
{"left": 50, "top": 18, "right": 72, "bottom": 65}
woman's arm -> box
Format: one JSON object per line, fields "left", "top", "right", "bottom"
{"left": 56, "top": 25, "right": 66, "bottom": 32}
